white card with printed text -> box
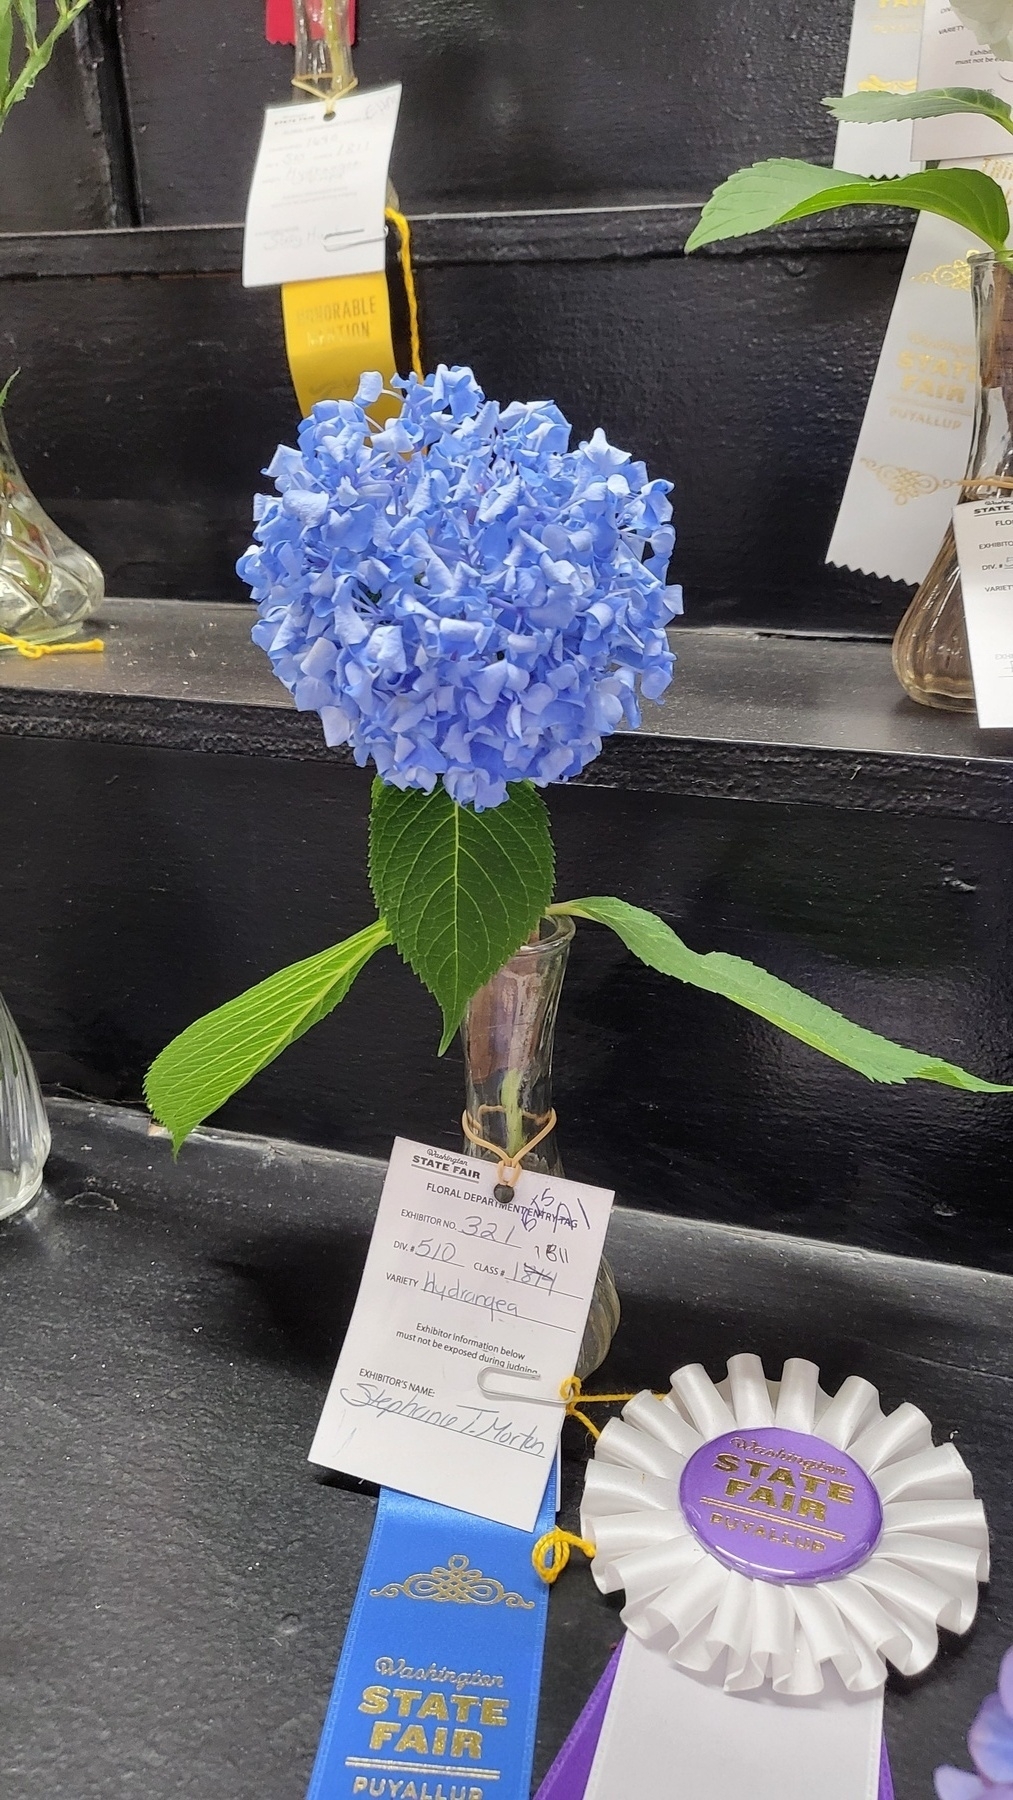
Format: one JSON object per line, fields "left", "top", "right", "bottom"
{"left": 952, "top": 498, "right": 1013, "bottom": 724}
{"left": 309, "top": 1136, "right": 614, "bottom": 1531}
{"left": 242, "top": 84, "right": 401, "bottom": 288}
{"left": 914, "top": 0, "right": 1013, "bottom": 160}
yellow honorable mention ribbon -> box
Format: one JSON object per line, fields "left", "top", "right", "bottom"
{"left": 281, "top": 208, "right": 424, "bottom": 421}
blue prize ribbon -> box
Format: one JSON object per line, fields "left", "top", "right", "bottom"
{"left": 308, "top": 1479, "right": 556, "bottom": 1800}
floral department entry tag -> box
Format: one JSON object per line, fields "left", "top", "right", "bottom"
{"left": 242, "top": 83, "right": 401, "bottom": 287}
{"left": 309, "top": 1136, "right": 614, "bottom": 1531}
{"left": 952, "top": 497, "right": 1013, "bottom": 724}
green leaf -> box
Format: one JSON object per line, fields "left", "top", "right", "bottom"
{"left": 824, "top": 86, "right": 1013, "bottom": 134}
{"left": 369, "top": 780, "right": 555, "bottom": 1053}
{"left": 145, "top": 920, "right": 392, "bottom": 1152}
{"left": 0, "top": 367, "right": 19, "bottom": 410}
{"left": 684, "top": 159, "right": 1011, "bottom": 255}
{"left": 13, "top": 0, "right": 36, "bottom": 49}
{"left": 552, "top": 897, "right": 1013, "bottom": 1093}
{"left": 1, "top": 0, "right": 93, "bottom": 128}
{"left": 0, "top": 5, "right": 14, "bottom": 97}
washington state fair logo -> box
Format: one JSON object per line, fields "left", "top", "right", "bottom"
{"left": 712, "top": 1436, "right": 856, "bottom": 1524}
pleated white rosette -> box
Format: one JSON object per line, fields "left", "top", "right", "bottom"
{"left": 580, "top": 1353, "right": 988, "bottom": 1697}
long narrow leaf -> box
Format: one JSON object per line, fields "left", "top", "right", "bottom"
{"left": 1, "top": 0, "right": 93, "bottom": 124}
{"left": 684, "top": 160, "right": 1010, "bottom": 255}
{"left": 0, "top": 5, "right": 14, "bottom": 96}
{"left": 824, "top": 86, "right": 1013, "bottom": 133}
{"left": 552, "top": 897, "right": 1012, "bottom": 1092}
{"left": 145, "top": 920, "right": 392, "bottom": 1151}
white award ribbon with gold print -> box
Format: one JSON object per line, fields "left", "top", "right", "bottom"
{"left": 578, "top": 1355, "right": 988, "bottom": 1800}
{"left": 827, "top": 155, "right": 1013, "bottom": 586}
{"left": 833, "top": 0, "right": 925, "bottom": 178}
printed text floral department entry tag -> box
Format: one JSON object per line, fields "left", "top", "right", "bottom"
{"left": 309, "top": 1136, "right": 614, "bottom": 1530}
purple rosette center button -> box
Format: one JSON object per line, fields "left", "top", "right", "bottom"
{"left": 679, "top": 1425, "right": 883, "bottom": 1585}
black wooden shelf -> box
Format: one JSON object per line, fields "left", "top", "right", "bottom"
{"left": 0, "top": 202, "right": 916, "bottom": 280}
{"left": 2, "top": 600, "right": 1011, "bottom": 821}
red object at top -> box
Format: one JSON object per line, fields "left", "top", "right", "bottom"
{"left": 265, "top": 1, "right": 357, "bottom": 44}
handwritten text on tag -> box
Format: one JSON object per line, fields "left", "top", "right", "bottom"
{"left": 309, "top": 1136, "right": 614, "bottom": 1530}
{"left": 242, "top": 84, "right": 401, "bottom": 288}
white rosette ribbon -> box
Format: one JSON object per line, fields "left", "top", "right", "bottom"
{"left": 579, "top": 1354, "right": 989, "bottom": 1697}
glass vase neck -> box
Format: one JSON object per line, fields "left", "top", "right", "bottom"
{"left": 460, "top": 914, "right": 574, "bottom": 1177}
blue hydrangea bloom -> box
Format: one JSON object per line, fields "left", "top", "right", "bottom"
{"left": 239, "top": 365, "right": 682, "bottom": 810}
{"left": 936, "top": 1649, "right": 1013, "bottom": 1800}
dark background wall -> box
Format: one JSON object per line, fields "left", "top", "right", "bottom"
{"left": 0, "top": 0, "right": 913, "bottom": 628}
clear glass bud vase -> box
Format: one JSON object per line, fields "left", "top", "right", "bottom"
{"left": 460, "top": 915, "right": 620, "bottom": 1379}
{"left": 0, "top": 412, "right": 103, "bottom": 642}
{"left": 0, "top": 992, "right": 50, "bottom": 1221}
{"left": 892, "top": 252, "right": 1013, "bottom": 711}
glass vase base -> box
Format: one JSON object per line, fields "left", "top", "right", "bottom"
{"left": 0, "top": 1166, "right": 43, "bottom": 1222}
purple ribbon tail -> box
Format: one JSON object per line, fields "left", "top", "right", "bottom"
{"left": 533, "top": 1642, "right": 623, "bottom": 1800}
{"left": 535, "top": 1635, "right": 895, "bottom": 1800}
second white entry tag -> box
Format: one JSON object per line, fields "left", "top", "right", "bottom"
{"left": 952, "top": 496, "right": 1013, "bottom": 725}
{"left": 309, "top": 1136, "right": 614, "bottom": 1531}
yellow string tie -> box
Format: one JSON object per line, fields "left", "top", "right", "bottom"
{"left": 0, "top": 630, "right": 104, "bottom": 660}
{"left": 385, "top": 206, "right": 424, "bottom": 381}
{"left": 532, "top": 1527, "right": 597, "bottom": 1585}
{"left": 530, "top": 1379, "right": 667, "bottom": 1584}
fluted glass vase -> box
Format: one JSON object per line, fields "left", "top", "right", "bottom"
{"left": 0, "top": 992, "right": 50, "bottom": 1221}
{"left": 0, "top": 412, "right": 103, "bottom": 642}
{"left": 460, "top": 914, "right": 620, "bottom": 1379}
{"left": 292, "top": 0, "right": 357, "bottom": 104}
{"left": 892, "top": 252, "right": 1013, "bottom": 711}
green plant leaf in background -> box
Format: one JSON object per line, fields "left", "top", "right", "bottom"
{"left": 13, "top": 0, "right": 37, "bottom": 51}
{"left": 1, "top": 0, "right": 94, "bottom": 129}
{"left": 0, "top": 6, "right": 15, "bottom": 97}
{"left": 684, "top": 160, "right": 1011, "bottom": 255}
{"left": 145, "top": 920, "right": 392, "bottom": 1152}
{"left": 369, "top": 779, "right": 555, "bottom": 1053}
{"left": 824, "top": 85, "right": 1013, "bottom": 134}
{"left": 552, "top": 896, "right": 1013, "bottom": 1092}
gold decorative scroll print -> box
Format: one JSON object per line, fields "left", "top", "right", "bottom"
{"left": 859, "top": 459, "right": 963, "bottom": 504}
{"left": 370, "top": 1552, "right": 536, "bottom": 1608}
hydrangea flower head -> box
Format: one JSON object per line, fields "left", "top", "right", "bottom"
{"left": 239, "top": 366, "right": 682, "bottom": 810}
{"left": 936, "top": 1648, "right": 1013, "bottom": 1800}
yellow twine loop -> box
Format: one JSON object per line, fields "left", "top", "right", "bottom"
{"left": 530, "top": 1379, "right": 667, "bottom": 1585}
{"left": 0, "top": 630, "right": 104, "bottom": 660}
{"left": 385, "top": 206, "right": 424, "bottom": 381}
{"left": 461, "top": 1107, "right": 557, "bottom": 1197}
{"left": 960, "top": 476, "right": 1013, "bottom": 493}
{"left": 532, "top": 1527, "right": 597, "bottom": 1584}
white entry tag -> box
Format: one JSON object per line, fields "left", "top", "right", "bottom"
{"left": 242, "top": 83, "right": 401, "bottom": 288}
{"left": 309, "top": 1136, "right": 614, "bottom": 1531}
{"left": 952, "top": 497, "right": 1013, "bottom": 723}
{"left": 832, "top": 0, "right": 924, "bottom": 178}
{"left": 913, "top": 0, "right": 1013, "bottom": 161}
